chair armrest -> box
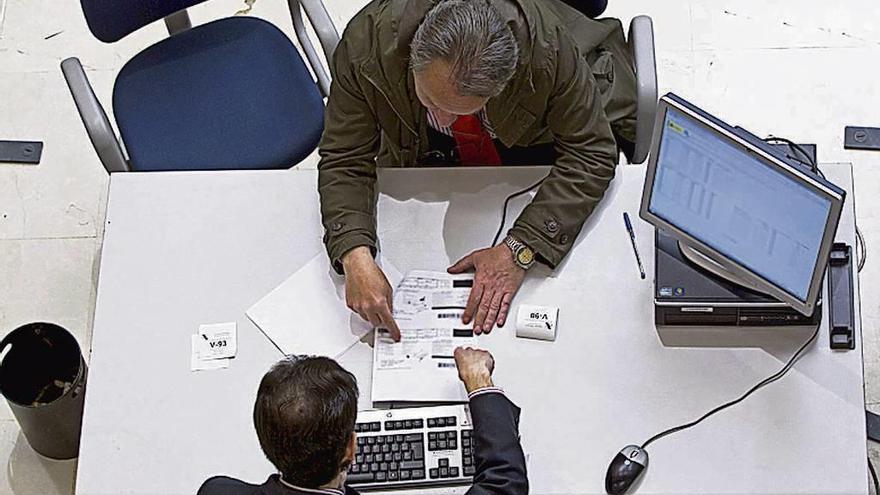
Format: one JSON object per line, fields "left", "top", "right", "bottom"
{"left": 60, "top": 58, "right": 129, "bottom": 173}
{"left": 628, "top": 15, "right": 658, "bottom": 165}
{"left": 287, "top": 0, "right": 339, "bottom": 97}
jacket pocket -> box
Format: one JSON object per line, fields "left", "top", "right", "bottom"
{"left": 587, "top": 48, "right": 615, "bottom": 107}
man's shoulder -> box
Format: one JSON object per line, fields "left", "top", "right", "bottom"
{"left": 198, "top": 475, "right": 272, "bottom": 495}
{"left": 337, "top": 0, "right": 395, "bottom": 63}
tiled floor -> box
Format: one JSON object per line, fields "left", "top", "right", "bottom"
{"left": 1, "top": 0, "right": 880, "bottom": 493}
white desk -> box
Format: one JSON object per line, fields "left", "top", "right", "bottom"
{"left": 76, "top": 165, "right": 868, "bottom": 495}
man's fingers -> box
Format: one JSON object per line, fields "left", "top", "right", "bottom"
{"left": 447, "top": 254, "right": 475, "bottom": 274}
{"left": 482, "top": 291, "right": 504, "bottom": 333}
{"left": 496, "top": 293, "right": 513, "bottom": 327}
{"left": 378, "top": 306, "right": 401, "bottom": 342}
{"left": 472, "top": 288, "right": 495, "bottom": 333}
{"left": 462, "top": 282, "right": 484, "bottom": 326}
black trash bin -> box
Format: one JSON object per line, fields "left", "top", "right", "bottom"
{"left": 0, "top": 322, "right": 87, "bottom": 460}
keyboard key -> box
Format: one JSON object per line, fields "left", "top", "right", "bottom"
{"left": 450, "top": 467, "right": 459, "bottom": 477}
{"left": 375, "top": 472, "right": 386, "bottom": 482}
{"left": 401, "top": 443, "right": 410, "bottom": 451}
{"left": 429, "top": 441, "right": 437, "bottom": 451}
{"left": 428, "top": 418, "right": 438, "bottom": 428}
{"left": 388, "top": 471, "right": 398, "bottom": 481}
{"left": 362, "top": 445, "right": 371, "bottom": 454}
{"left": 367, "top": 437, "right": 376, "bottom": 445}
{"left": 357, "top": 437, "right": 366, "bottom": 446}
{"left": 446, "top": 431, "right": 457, "bottom": 440}
{"left": 414, "top": 419, "right": 424, "bottom": 428}
{"left": 405, "top": 434, "right": 422, "bottom": 442}
{"left": 380, "top": 462, "right": 388, "bottom": 471}
{"left": 462, "top": 438, "right": 471, "bottom": 447}
{"left": 382, "top": 444, "right": 391, "bottom": 453}
{"left": 370, "top": 463, "right": 380, "bottom": 472}
{"left": 350, "top": 464, "right": 360, "bottom": 474}
{"left": 371, "top": 422, "right": 381, "bottom": 432}
{"left": 347, "top": 473, "right": 375, "bottom": 483}
{"left": 391, "top": 444, "right": 400, "bottom": 452}
{"left": 393, "top": 452, "right": 402, "bottom": 462}
{"left": 429, "top": 468, "right": 439, "bottom": 479}
{"left": 414, "top": 449, "right": 424, "bottom": 460}
{"left": 449, "top": 439, "right": 457, "bottom": 449}
{"left": 438, "top": 458, "right": 449, "bottom": 467}
{"left": 404, "top": 420, "right": 413, "bottom": 429}
{"left": 364, "top": 454, "right": 374, "bottom": 463}
{"left": 462, "top": 429, "right": 472, "bottom": 438}
{"left": 355, "top": 454, "right": 363, "bottom": 464}
{"left": 403, "top": 451, "right": 412, "bottom": 461}
{"left": 395, "top": 434, "right": 405, "bottom": 442}
{"left": 463, "top": 466, "right": 476, "bottom": 476}
{"left": 400, "top": 460, "right": 423, "bottom": 470}
{"left": 400, "top": 470, "right": 411, "bottom": 480}
{"left": 447, "top": 416, "right": 457, "bottom": 426}
{"left": 390, "top": 462, "right": 399, "bottom": 471}
{"left": 440, "top": 467, "right": 449, "bottom": 477}
{"left": 376, "top": 436, "right": 385, "bottom": 445}
{"left": 384, "top": 453, "right": 394, "bottom": 462}
{"left": 437, "top": 440, "right": 447, "bottom": 449}
{"left": 412, "top": 469, "right": 425, "bottom": 479}
{"left": 384, "top": 421, "right": 395, "bottom": 431}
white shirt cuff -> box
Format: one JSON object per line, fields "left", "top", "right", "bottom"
{"left": 467, "top": 386, "right": 505, "bottom": 400}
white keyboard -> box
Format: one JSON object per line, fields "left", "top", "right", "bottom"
{"left": 347, "top": 404, "right": 476, "bottom": 490}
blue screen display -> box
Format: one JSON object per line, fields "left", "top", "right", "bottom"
{"left": 649, "top": 108, "right": 832, "bottom": 300}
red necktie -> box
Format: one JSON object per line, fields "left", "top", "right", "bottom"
{"left": 451, "top": 114, "right": 501, "bottom": 166}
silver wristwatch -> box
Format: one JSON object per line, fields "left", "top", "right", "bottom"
{"left": 503, "top": 235, "right": 536, "bottom": 270}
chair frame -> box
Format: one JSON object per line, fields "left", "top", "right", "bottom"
{"left": 61, "top": 0, "right": 339, "bottom": 173}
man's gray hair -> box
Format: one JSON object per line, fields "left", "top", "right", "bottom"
{"left": 410, "top": 0, "right": 519, "bottom": 98}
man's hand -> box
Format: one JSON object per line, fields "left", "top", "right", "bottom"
{"left": 342, "top": 246, "right": 401, "bottom": 341}
{"left": 448, "top": 244, "right": 525, "bottom": 334}
{"left": 454, "top": 347, "right": 495, "bottom": 394}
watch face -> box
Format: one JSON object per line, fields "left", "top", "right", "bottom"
{"left": 517, "top": 247, "right": 535, "bottom": 266}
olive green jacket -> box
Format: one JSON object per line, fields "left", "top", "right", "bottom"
{"left": 318, "top": 0, "right": 637, "bottom": 271}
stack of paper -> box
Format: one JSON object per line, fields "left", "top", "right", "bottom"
{"left": 371, "top": 271, "right": 477, "bottom": 403}
{"left": 190, "top": 322, "right": 237, "bottom": 371}
{"left": 247, "top": 253, "right": 402, "bottom": 358}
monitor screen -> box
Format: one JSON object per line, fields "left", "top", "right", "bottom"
{"left": 648, "top": 107, "right": 833, "bottom": 302}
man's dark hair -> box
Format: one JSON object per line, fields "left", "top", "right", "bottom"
{"left": 253, "top": 356, "right": 359, "bottom": 487}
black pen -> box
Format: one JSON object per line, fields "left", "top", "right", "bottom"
{"left": 623, "top": 212, "right": 646, "bottom": 280}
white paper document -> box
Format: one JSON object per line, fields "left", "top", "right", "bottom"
{"left": 247, "top": 253, "right": 402, "bottom": 358}
{"left": 371, "top": 270, "right": 476, "bottom": 403}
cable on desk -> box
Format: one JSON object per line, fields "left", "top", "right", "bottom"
{"left": 491, "top": 178, "right": 546, "bottom": 246}
{"left": 857, "top": 226, "right": 867, "bottom": 273}
{"left": 870, "top": 456, "right": 879, "bottom": 495}
{"left": 640, "top": 324, "right": 820, "bottom": 449}
{"left": 763, "top": 136, "right": 819, "bottom": 174}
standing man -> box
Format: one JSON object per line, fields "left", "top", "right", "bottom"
{"left": 198, "top": 347, "right": 527, "bottom": 494}
{"left": 320, "top": 0, "right": 636, "bottom": 337}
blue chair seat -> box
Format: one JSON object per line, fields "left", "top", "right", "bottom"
{"left": 113, "top": 17, "right": 324, "bottom": 171}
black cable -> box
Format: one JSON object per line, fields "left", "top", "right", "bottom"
{"left": 763, "top": 136, "right": 818, "bottom": 173}
{"left": 870, "top": 456, "right": 879, "bottom": 495}
{"left": 641, "top": 324, "right": 819, "bottom": 449}
{"left": 857, "top": 227, "right": 867, "bottom": 273}
{"left": 491, "top": 178, "right": 545, "bottom": 246}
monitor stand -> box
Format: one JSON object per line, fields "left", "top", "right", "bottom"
{"left": 677, "top": 241, "right": 772, "bottom": 296}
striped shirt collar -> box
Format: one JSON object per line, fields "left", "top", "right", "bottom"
{"left": 426, "top": 107, "right": 497, "bottom": 139}
{"left": 277, "top": 476, "right": 345, "bottom": 495}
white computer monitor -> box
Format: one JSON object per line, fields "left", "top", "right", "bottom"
{"left": 640, "top": 94, "right": 846, "bottom": 316}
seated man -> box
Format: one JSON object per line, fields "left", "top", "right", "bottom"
{"left": 198, "top": 347, "right": 527, "bottom": 494}
{"left": 320, "top": 0, "right": 637, "bottom": 338}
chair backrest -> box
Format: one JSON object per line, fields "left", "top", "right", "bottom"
{"left": 80, "top": 0, "right": 209, "bottom": 42}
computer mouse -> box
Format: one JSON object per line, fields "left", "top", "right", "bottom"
{"left": 605, "top": 445, "right": 649, "bottom": 495}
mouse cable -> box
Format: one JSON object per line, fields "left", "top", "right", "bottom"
{"left": 869, "top": 456, "right": 879, "bottom": 495}
{"left": 491, "top": 178, "right": 546, "bottom": 246}
{"left": 640, "top": 324, "right": 820, "bottom": 449}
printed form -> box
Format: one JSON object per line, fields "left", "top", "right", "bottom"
{"left": 371, "top": 270, "right": 477, "bottom": 403}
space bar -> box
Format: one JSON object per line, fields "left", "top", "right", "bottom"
{"left": 346, "top": 473, "right": 376, "bottom": 483}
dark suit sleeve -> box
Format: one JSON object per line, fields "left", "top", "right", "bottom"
{"left": 466, "top": 392, "right": 528, "bottom": 495}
